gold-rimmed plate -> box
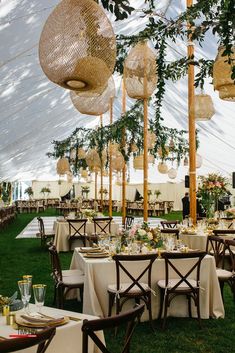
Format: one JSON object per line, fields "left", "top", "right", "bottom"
{"left": 15, "top": 315, "right": 69, "bottom": 328}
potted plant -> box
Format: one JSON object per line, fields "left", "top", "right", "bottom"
{"left": 24, "top": 187, "right": 33, "bottom": 199}
{"left": 154, "top": 189, "right": 161, "bottom": 200}
{"left": 147, "top": 190, "right": 152, "bottom": 201}
{"left": 40, "top": 187, "right": 51, "bottom": 198}
{"left": 81, "top": 186, "right": 90, "bottom": 199}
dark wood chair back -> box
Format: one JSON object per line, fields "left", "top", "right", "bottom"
{"left": 160, "top": 220, "right": 179, "bottom": 229}
{"left": 160, "top": 228, "right": 180, "bottom": 239}
{"left": 48, "top": 245, "right": 63, "bottom": 283}
{"left": 93, "top": 217, "right": 113, "bottom": 234}
{"left": 206, "top": 235, "right": 225, "bottom": 268}
{"left": 213, "top": 229, "right": 235, "bottom": 236}
{"left": 67, "top": 219, "right": 87, "bottom": 237}
{"left": 224, "top": 239, "right": 235, "bottom": 272}
{"left": 0, "top": 327, "right": 56, "bottom": 353}
{"left": 82, "top": 304, "right": 145, "bottom": 353}
{"left": 124, "top": 216, "right": 134, "bottom": 230}
{"left": 161, "top": 251, "right": 206, "bottom": 292}
{"left": 112, "top": 253, "right": 157, "bottom": 296}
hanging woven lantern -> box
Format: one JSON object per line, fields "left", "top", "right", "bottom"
{"left": 56, "top": 157, "right": 70, "bottom": 175}
{"left": 109, "top": 142, "right": 120, "bottom": 155}
{"left": 131, "top": 143, "right": 139, "bottom": 153}
{"left": 148, "top": 154, "right": 155, "bottom": 164}
{"left": 158, "top": 162, "right": 168, "bottom": 174}
{"left": 102, "top": 169, "right": 109, "bottom": 177}
{"left": 70, "top": 76, "right": 115, "bottom": 115}
{"left": 86, "top": 149, "right": 107, "bottom": 170}
{"left": 39, "top": 0, "right": 116, "bottom": 93}
{"left": 77, "top": 148, "right": 86, "bottom": 159}
{"left": 183, "top": 156, "right": 189, "bottom": 167}
{"left": 168, "top": 168, "right": 177, "bottom": 179}
{"left": 193, "top": 94, "right": 215, "bottom": 121}
{"left": 133, "top": 155, "right": 144, "bottom": 170}
{"left": 70, "top": 148, "right": 76, "bottom": 161}
{"left": 111, "top": 152, "right": 125, "bottom": 172}
{"left": 147, "top": 130, "right": 157, "bottom": 149}
{"left": 80, "top": 169, "right": 88, "bottom": 178}
{"left": 124, "top": 41, "right": 157, "bottom": 99}
{"left": 196, "top": 154, "right": 203, "bottom": 168}
{"left": 213, "top": 46, "right": 235, "bottom": 101}
{"left": 169, "top": 138, "right": 175, "bottom": 150}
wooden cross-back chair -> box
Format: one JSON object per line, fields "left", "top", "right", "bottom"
{"left": 37, "top": 217, "right": 55, "bottom": 247}
{"left": 0, "top": 327, "right": 56, "bottom": 353}
{"left": 82, "top": 304, "right": 145, "bottom": 353}
{"left": 158, "top": 251, "right": 206, "bottom": 329}
{"left": 48, "top": 245, "right": 84, "bottom": 308}
{"left": 67, "top": 218, "right": 87, "bottom": 251}
{"left": 160, "top": 228, "right": 180, "bottom": 240}
{"left": 160, "top": 220, "right": 179, "bottom": 229}
{"left": 107, "top": 253, "right": 157, "bottom": 330}
{"left": 124, "top": 215, "right": 135, "bottom": 230}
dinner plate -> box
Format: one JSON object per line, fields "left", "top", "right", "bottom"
{"left": 15, "top": 315, "right": 69, "bottom": 328}
{"left": 79, "top": 247, "right": 101, "bottom": 253}
{"left": 83, "top": 252, "right": 109, "bottom": 258}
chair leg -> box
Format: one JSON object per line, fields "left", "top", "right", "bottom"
{"left": 53, "top": 285, "right": 57, "bottom": 305}
{"left": 108, "top": 293, "right": 115, "bottom": 317}
{"left": 187, "top": 295, "right": 192, "bottom": 318}
{"left": 162, "top": 293, "right": 168, "bottom": 330}
{"left": 219, "top": 281, "right": 225, "bottom": 302}
{"left": 147, "top": 294, "right": 154, "bottom": 331}
{"left": 196, "top": 293, "right": 202, "bottom": 329}
{"left": 158, "top": 288, "right": 164, "bottom": 319}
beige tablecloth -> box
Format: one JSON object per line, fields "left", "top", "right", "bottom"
{"left": 70, "top": 250, "right": 224, "bottom": 321}
{"left": 54, "top": 220, "right": 120, "bottom": 252}
{"left": 179, "top": 233, "right": 208, "bottom": 250}
{"left": 0, "top": 304, "right": 104, "bottom": 353}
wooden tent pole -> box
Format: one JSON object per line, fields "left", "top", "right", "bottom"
{"left": 100, "top": 114, "right": 103, "bottom": 213}
{"left": 143, "top": 98, "right": 148, "bottom": 221}
{"left": 187, "top": 0, "right": 197, "bottom": 224}
{"left": 122, "top": 79, "right": 126, "bottom": 226}
{"left": 95, "top": 171, "right": 98, "bottom": 202}
{"left": 109, "top": 98, "right": 113, "bottom": 217}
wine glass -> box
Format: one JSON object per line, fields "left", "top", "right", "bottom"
{"left": 33, "top": 284, "right": 47, "bottom": 313}
{"left": 18, "top": 280, "right": 31, "bottom": 313}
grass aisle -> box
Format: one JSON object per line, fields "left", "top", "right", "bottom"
{"left": 0, "top": 210, "right": 234, "bottom": 353}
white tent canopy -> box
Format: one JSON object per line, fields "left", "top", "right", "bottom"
{"left": 0, "top": 0, "right": 234, "bottom": 183}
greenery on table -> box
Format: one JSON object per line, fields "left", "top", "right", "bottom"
{"left": 1, "top": 209, "right": 235, "bottom": 352}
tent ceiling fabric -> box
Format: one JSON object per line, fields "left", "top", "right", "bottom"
{"left": 0, "top": 0, "right": 234, "bottom": 182}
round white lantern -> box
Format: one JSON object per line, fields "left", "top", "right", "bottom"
{"left": 158, "top": 162, "right": 168, "bottom": 174}
{"left": 168, "top": 168, "right": 177, "bottom": 179}
{"left": 194, "top": 94, "right": 215, "bottom": 121}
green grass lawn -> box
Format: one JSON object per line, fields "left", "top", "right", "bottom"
{"left": 0, "top": 210, "right": 234, "bottom": 353}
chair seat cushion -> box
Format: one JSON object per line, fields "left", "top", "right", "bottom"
{"left": 62, "top": 269, "right": 84, "bottom": 277}
{"left": 107, "top": 282, "right": 150, "bottom": 295}
{"left": 157, "top": 278, "right": 197, "bottom": 290}
{"left": 216, "top": 268, "right": 233, "bottom": 279}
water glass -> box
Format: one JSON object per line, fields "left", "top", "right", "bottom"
{"left": 33, "top": 284, "right": 47, "bottom": 313}
{"left": 18, "top": 280, "right": 31, "bottom": 313}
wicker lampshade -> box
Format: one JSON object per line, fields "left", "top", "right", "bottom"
{"left": 194, "top": 94, "right": 215, "bottom": 121}
{"left": 147, "top": 130, "right": 157, "bottom": 149}
{"left": 109, "top": 142, "right": 120, "bottom": 155}
{"left": 131, "top": 143, "right": 139, "bottom": 153}
{"left": 196, "top": 154, "right": 203, "bottom": 168}
{"left": 133, "top": 153, "right": 154, "bottom": 170}
{"left": 70, "top": 76, "right": 115, "bottom": 115}
{"left": 158, "top": 162, "right": 168, "bottom": 174}
{"left": 102, "top": 169, "right": 109, "bottom": 177}
{"left": 111, "top": 152, "right": 125, "bottom": 172}
{"left": 85, "top": 149, "right": 107, "bottom": 170}
{"left": 124, "top": 41, "right": 157, "bottom": 99}
{"left": 77, "top": 148, "right": 86, "bottom": 159}
{"left": 56, "top": 157, "right": 70, "bottom": 175}
{"left": 80, "top": 169, "right": 88, "bottom": 178}
{"left": 168, "top": 167, "right": 177, "bottom": 179}
{"left": 213, "top": 46, "right": 235, "bottom": 101}
{"left": 39, "top": 0, "right": 116, "bottom": 93}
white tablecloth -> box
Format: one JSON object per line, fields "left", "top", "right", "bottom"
{"left": 0, "top": 304, "right": 104, "bottom": 353}
{"left": 179, "top": 233, "right": 208, "bottom": 251}
{"left": 70, "top": 250, "right": 224, "bottom": 321}
{"left": 54, "top": 220, "right": 120, "bottom": 252}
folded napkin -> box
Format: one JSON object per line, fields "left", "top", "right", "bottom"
{"left": 79, "top": 247, "right": 101, "bottom": 253}
{"left": 21, "top": 313, "right": 64, "bottom": 324}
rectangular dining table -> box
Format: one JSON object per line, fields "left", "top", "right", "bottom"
{"left": 0, "top": 304, "right": 104, "bottom": 353}
{"left": 54, "top": 220, "right": 120, "bottom": 252}
{"left": 70, "top": 249, "right": 224, "bottom": 321}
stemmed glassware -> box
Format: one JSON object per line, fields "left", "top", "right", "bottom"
{"left": 33, "top": 284, "right": 47, "bottom": 313}
{"left": 18, "top": 280, "right": 31, "bottom": 314}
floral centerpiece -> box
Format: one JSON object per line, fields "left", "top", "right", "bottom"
{"left": 0, "top": 292, "right": 23, "bottom": 312}
{"left": 197, "top": 173, "right": 230, "bottom": 219}
{"left": 81, "top": 208, "right": 97, "bottom": 220}
{"left": 128, "top": 222, "right": 163, "bottom": 249}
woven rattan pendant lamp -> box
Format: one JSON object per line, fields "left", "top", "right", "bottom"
{"left": 70, "top": 77, "right": 115, "bottom": 115}
{"left": 193, "top": 93, "right": 215, "bottom": 121}
{"left": 39, "top": 0, "right": 116, "bottom": 93}
{"left": 57, "top": 157, "right": 70, "bottom": 175}
{"left": 124, "top": 41, "right": 157, "bottom": 221}
{"left": 213, "top": 46, "right": 235, "bottom": 101}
